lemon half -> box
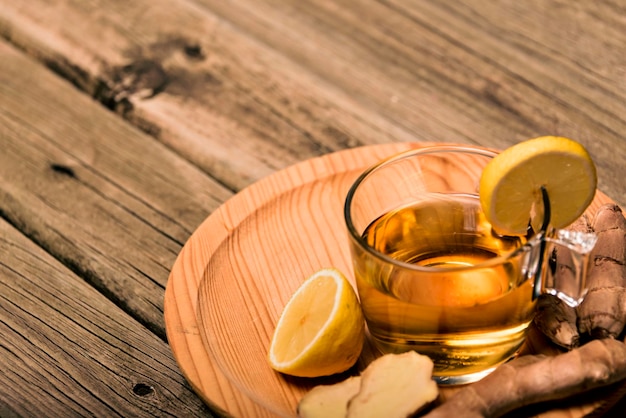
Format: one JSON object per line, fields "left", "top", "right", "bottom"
{"left": 479, "top": 136, "right": 597, "bottom": 235}
{"left": 268, "top": 268, "right": 365, "bottom": 378}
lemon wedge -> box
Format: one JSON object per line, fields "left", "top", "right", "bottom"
{"left": 268, "top": 268, "right": 365, "bottom": 377}
{"left": 479, "top": 136, "right": 597, "bottom": 235}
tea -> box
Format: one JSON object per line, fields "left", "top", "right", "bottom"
{"left": 354, "top": 194, "right": 536, "bottom": 383}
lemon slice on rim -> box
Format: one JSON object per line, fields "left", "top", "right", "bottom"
{"left": 479, "top": 136, "right": 597, "bottom": 236}
{"left": 268, "top": 268, "right": 365, "bottom": 378}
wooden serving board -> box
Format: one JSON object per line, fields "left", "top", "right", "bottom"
{"left": 164, "top": 142, "right": 623, "bottom": 418}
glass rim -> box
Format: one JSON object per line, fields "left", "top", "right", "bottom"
{"left": 343, "top": 144, "right": 540, "bottom": 272}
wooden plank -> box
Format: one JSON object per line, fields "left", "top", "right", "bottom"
{"left": 0, "top": 0, "right": 418, "bottom": 191}
{"left": 191, "top": 0, "right": 626, "bottom": 206}
{"left": 0, "top": 40, "right": 231, "bottom": 338}
{"left": 0, "top": 218, "right": 211, "bottom": 417}
{"left": 1, "top": 1, "right": 623, "bottom": 203}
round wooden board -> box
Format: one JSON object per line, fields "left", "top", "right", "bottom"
{"left": 164, "top": 142, "right": 622, "bottom": 418}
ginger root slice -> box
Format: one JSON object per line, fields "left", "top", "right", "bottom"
{"left": 577, "top": 204, "right": 626, "bottom": 339}
{"left": 297, "top": 376, "right": 361, "bottom": 418}
{"left": 346, "top": 351, "right": 438, "bottom": 418}
{"left": 297, "top": 351, "right": 438, "bottom": 418}
{"left": 423, "top": 338, "right": 626, "bottom": 418}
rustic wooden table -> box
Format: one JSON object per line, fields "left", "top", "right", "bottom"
{"left": 1, "top": 1, "right": 624, "bottom": 417}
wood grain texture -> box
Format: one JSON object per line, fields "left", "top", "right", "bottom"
{"left": 196, "top": 0, "right": 626, "bottom": 204}
{"left": 1, "top": 0, "right": 624, "bottom": 202}
{"left": 0, "top": 0, "right": 416, "bottom": 191}
{"left": 0, "top": 1, "right": 625, "bottom": 416}
{"left": 0, "top": 217, "right": 211, "bottom": 417}
{"left": 0, "top": 40, "right": 230, "bottom": 339}
{"left": 165, "top": 143, "right": 618, "bottom": 418}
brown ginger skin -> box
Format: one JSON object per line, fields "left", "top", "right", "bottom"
{"left": 423, "top": 338, "right": 626, "bottom": 418}
{"left": 533, "top": 294, "right": 579, "bottom": 349}
{"left": 577, "top": 204, "right": 626, "bottom": 339}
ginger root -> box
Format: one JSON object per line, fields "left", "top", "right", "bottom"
{"left": 533, "top": 294, "right": 580, "bottom": 349}
{"left": 297, "top": 376, "right": 361, "bottom": 418}
{"left": 535, "top": 204, "right": 626, "bottom": 345}
{"left": 297, "top": 351, "right": 438, "bottom": 418}
{"left": 577, "top": 204, "right": 626, "bottom": 339}
{"left": 347, "top": 351, "right": 438, "bottom": 418}
{"left": 423, "top": 338, "right": 626, "bottom": 418}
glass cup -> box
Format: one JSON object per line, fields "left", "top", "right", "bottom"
{"left": 344, "top": 145, "right": 597, "bottom": 384}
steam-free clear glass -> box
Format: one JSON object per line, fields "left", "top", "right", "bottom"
{"left": 344, "top": 145, "right": 595, "bottom": 384}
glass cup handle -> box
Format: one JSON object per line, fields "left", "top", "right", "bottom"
{"left": 540, "top": 228, "right": 597, "bottom": 307}
{"left": 530, "top": 187, "right": 597, "bottom": 307}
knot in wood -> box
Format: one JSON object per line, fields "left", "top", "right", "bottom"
{"left": 132, "top": 383, "right": 155, "bottom": 397}
{"left": 110, "top": 59, "right": 169, "bottom": 102}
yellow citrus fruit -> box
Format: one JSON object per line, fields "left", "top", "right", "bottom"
{"left": 479, "top": 136, "right": 597, "bottom": 235}
{"left": 268, "top": 268, "right": 365, "bottom": 377}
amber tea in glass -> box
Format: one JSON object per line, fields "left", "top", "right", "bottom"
{"left": 357, "top": 194, "right": 533, "bottom": 382}
{"left": 344, "top": 145, "right": 595, "bottom": 384}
